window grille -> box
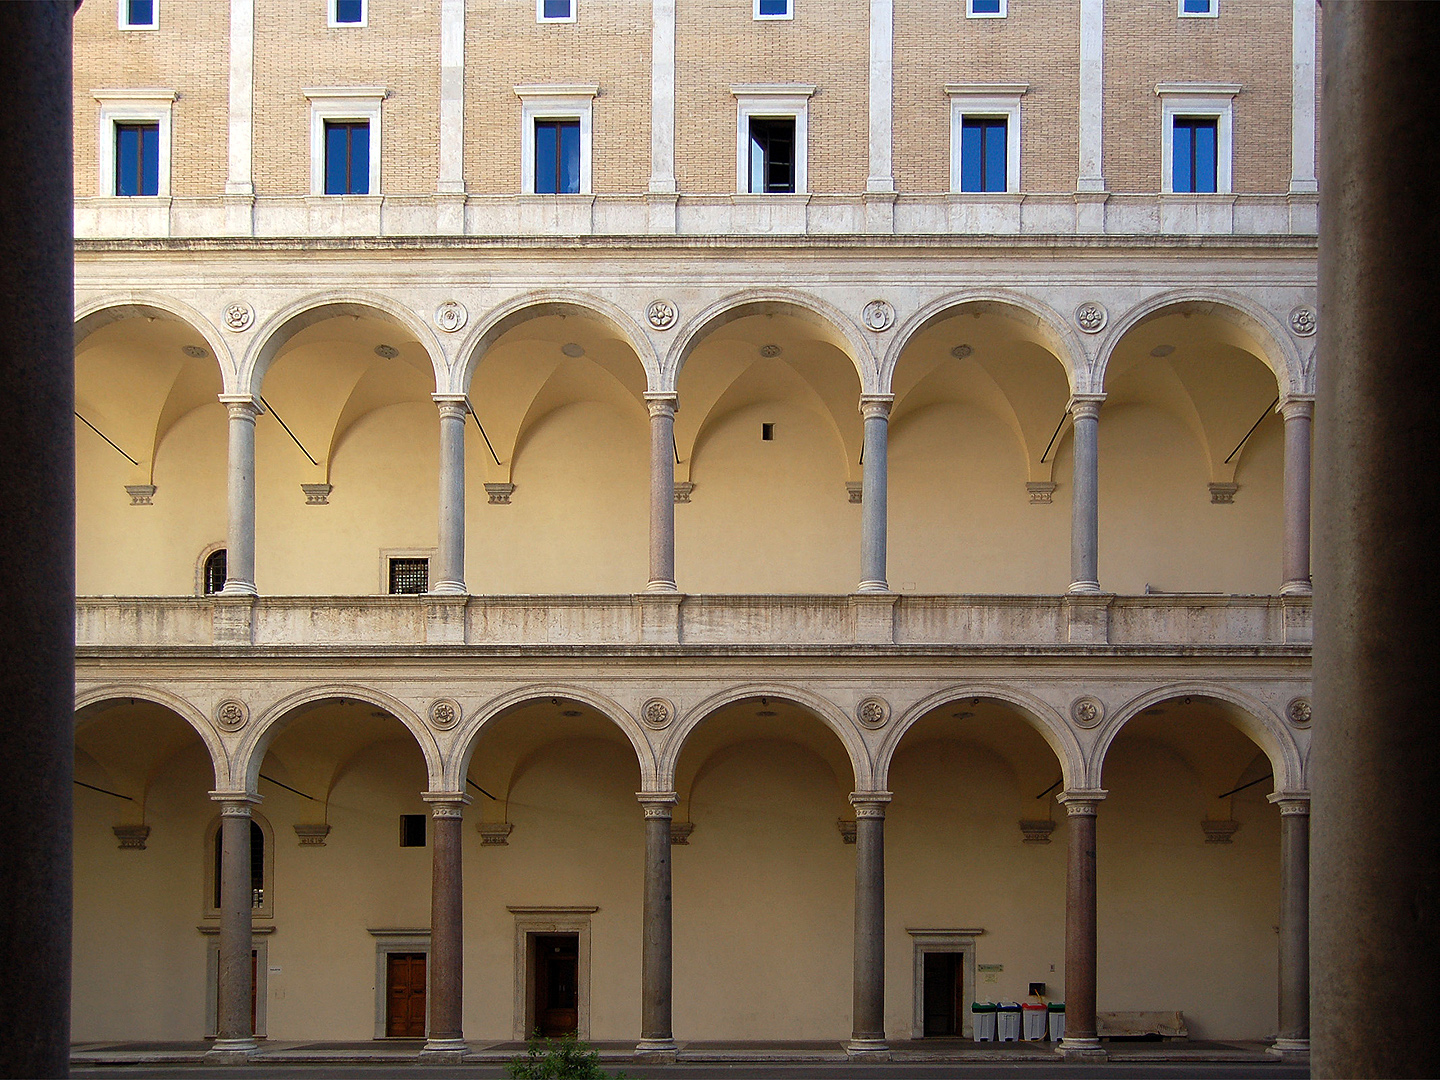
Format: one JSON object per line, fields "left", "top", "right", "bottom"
{"left": 389, "top": 558, "right": 429, "bottom": 595}
{"left": 203, "top": 549, "right": 227, "bottom": 595}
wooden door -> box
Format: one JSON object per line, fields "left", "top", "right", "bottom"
{"left": 386, "top": 952, "right": 427, "bottom": 1038}
{"left": 923, "top": 952, "right": 963, "bottom": 1036}
{"left": 533, "top": 934, "right": 579, "bottom": 1036}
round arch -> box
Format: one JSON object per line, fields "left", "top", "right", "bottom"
{"left": 661, "top": 683, "right": 872, "bottom": 792}
{"left": 238, "top": 685, "right": 443, "bottom": 795}
{"left": 874, "top": 684, "right": 1084, "bottom": 791}
{"left": 880, "top": 290, "right": 1086, "bottom": 396}
{"left": 1094, "top": 291, "right": 1306, "bottom": 399}
{"left": 74, "top": 296, "right": 235, "bottom": 386}
{"left": 664, "top": 290, "right": 876, "bottom": 393}
{"left": 454, "top": 684, "right": 657, "bottom": 792}
{"left": 74, "top": 683, "right": 228, "bottom": 788}
{"left": 452, "top": 292, "right": 661, "bottom": 396}
{"left": 240, "top": 292, "right": 448, "bottom": 399}
{"left": 1092, "top": 682, "right": 1305, "bottom": 795}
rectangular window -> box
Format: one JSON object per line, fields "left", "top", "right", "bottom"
{"left": 388, "top": 556, "right": 429, "bottom": 594}
{"left": 534, "top": 119, "right": 581, "bottom": 195}
{"left": 324, "top": 120, "right": 370, "bottom": 194}
{"left": 122, "top": 0, "right": 157, "bottom": 29}
{"left": 399, "top": 814, "right": 427, "bottom": 847}
{"left": 1180, "top": 0, "right": 1217, "bottom": 16}
{"left": 539, "top": 0, "right": 574, "bottom": 21}
{"left": 1173, "top": 117, "right": 1218, "bottom": 193}
{"left": 960, "top": 117, "right": 1007, "bottom": 193}
{"left": 115, "top": 122, "right": 160, "bottom": 197}
{"left": 967, "top": 0, "right": 1005, "bottom": 17}
{"left": 755, "top": 0, "right": 792, "bottom": 18}
{"left": 331, "top": 0, "right": 365, "bottom": 25}
{"left": 749, "top": 117, "right": 795, "bottom": 193}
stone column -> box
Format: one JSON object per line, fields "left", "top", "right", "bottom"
{"left": 1270, "top": 795, "right": 1310, "bottom": 1059}
{"left": 1313, "top": 8, "right": 1440, "bottom": 1074}
{"left": 209, "top": 794, "right": 260, "bottom": 1059}
{"left": 1067, "top": 396, "right": 1103, "bottom": 595}
{"left": 1280, "top": 397, "right": 1313, "bottom": 595}
{"left": 0, "top": 5, "right": 75, "bottom": 1075}
{"left": 220, "top": 395, "right": 260, "bottom": 596}
{"left": 421, "top": 793, "right": 470, "bottom": 1058}
{"left": 1057, "top": 790, "right": 1105, "bottom": 1060}
{"left": 858, "top": 397, "right": 891, "bottom": 593}
{"left": 848, "top": 792, "right": 891, "bottom": 1055}
{"left": 636, "top": 792, "right": 678, "bottom": 1058}
{"left": 432, "top": 396, "right": 468, "bottom": 595}
{"left": 647, "top": 394, "right": 679, "bottom": 592}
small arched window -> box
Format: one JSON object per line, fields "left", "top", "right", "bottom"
{"left": 212, "top": 820, "right": 265, "bottom": 910}
{"left": 203, "top": 548, "right": 227, "bottom": 595}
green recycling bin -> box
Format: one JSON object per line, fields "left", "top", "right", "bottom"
{"left": 1047, "top": 1002, "right": 1066, "bottom": 1042}
{"left": 971, "top": 1001, "right": 997, "bottom": 1042}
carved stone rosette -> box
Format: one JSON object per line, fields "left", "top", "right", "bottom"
{"left": 429, "top": 698, "right": 461, "bottom": 730}
{"left": 1074, "top": 301, "right": 1108, "bottom": 334}
{"left": 223, "top": 301, "right": 254, "bottom": 333}
{"left": 1286, "top": 697, "right": 1312, "bottom": 728}
{"left": 641, "top": 697, "right": 674, "bottom": 730}
{"left": 855, "top": 696, "right": 890, "bottom": 729}
{"left": 646, "top": 299, "right": 678, "bottom": 330}
{"left": 1288, "top": 306, "right": 1317, "bottom": 337}
{"left": 1070, "top": 696, "right": 1104, "bottom": 728}
{"left": 435, "top": 300, "right": 468, "bottom": 333}
{"left": 215, "top": 699, "right": 249, "bottom": 732}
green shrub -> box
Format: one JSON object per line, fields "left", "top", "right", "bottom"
{"left": 506, "top": 1035, "right": 626, "bottom": 1080}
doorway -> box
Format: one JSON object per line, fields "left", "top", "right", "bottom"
{"left": 532, "top": 934, "right": 579, "bottom": 1037}
{"left": 385, "top": 952, "right": 427, "bottom": 1038}
{"left": 923, "top": 952, "right": 964, "bottom": 1036}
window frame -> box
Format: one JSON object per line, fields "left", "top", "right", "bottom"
{"left": 94, "top": 88, "right": 176, "bottom": 198}
{"left": 329, "top": 0, "right": 368, "bottom": 28}
{"left": 966, "top": 0, "right": 1007, "bottom": 18}
{"left": 303, "top": 87, "right": 385, "bottom": 197}
{"left": 946, "top": 84, "right": 1026, "bottom": 194}
{"left": 731, "top": 84, "right": 814, "bottom": 196}
{"left": 1178, "top": 0, "right": 1218, "bottom": 18}
{"left": 515, "top": 85, "right": 596, "bottom": 196}
{"left": 537, "top": 0, "right": 576, "bottom": 23}
{"left": 1156, "top": 83, "right": 1239, "bottom": 194}
{"left": 753, "top": 0, "right": 794, "bottom": 21}
{"left": 119, "top": 0, "right": 159, "bottom": 31}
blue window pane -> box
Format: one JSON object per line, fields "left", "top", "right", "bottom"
{"left": 1193, "top": 121, "right": 1217, "bottom": 192}
{"left": 335, "top": 0, "right": 364, "bottom": 23}
{"left": 325, "top": 124, "right": 348, "bottom": 194}
{"left": 127, "top": 0, "right": 154, "bottom": 26}
{"left": 971, "top": 0, "right": 1002, "bottom": 13}
{"left": 1173, "top": 121, "right": 1193, "bottom": 193}
{"left": 542, "top": 0, "right": 572, "bottom": 18}
{"left": 115, "top": 123, "right": 159, "bottom": 196}
{"left": 1173, "top": 117, "right": 1217, "bottom": 193}
{"left": 536, "top": 122, "right": 559, "bottom": 194}
{"left": 983, "top": 121, "right": 1006, "bottom": 192}
{"left": 558, "top": 121, "right": 580, "bottom": 194}
{"left": 325, "top": 121, "right": 369, "bottom": 194}
{"left": 758, "top": 0, "right": 790, "bottom": 15}
{"left": 961, "top": 118, "right": 1006, "bottom": 192}
{"left": 348, "top": 123, "right": 370, "bottom": 194}
{"left": 1183, "top": 0, "right": 1212, "bottom": 13}
{"left": 960, "top": 121, "right": 982, "bottom": 192}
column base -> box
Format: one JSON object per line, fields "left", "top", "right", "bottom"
{"left": 846, "top": 1037, "right": 889, "bottom": 1058}
{"left": 218, "top": 581, "right": 258, "bottom": 597}
{"left": 1268, "top": 1038, "right": 1310, "bottom": 1061}
{"left": 1066, "top": 580, "right": 1101, "bottom": 595}
{"left": 418, "top": 1038, "right": 469, "bottom": 1062}
{"left": 1056, "top": 1037, "right": 1107, "bottom": 1061}
{"left": 428, "top": 580, "right": 468, "bottom": 596}
{"left": 645, "top": 579, "right": 679, "bottom": 593}
{"left": 1279, "top": 579, "right": 1313, "bottom": 597}
{"left": 204, "top": 1038, "right": 258, "bottom": 1063}
{"left": 856, "top": 580, "right": 890, "bottom": 593}
{"left": 634, "top": 1039, "right": 679, "bottom": 1062}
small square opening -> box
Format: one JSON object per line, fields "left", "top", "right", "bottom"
{"left": 389, "top": 557, "right": 429, "bottom": 594}
{"left": 761, "top": 423, "right": 775, "bottom": 441}
{"left": 400, "top": 814, "right": 427, "bottom": 847}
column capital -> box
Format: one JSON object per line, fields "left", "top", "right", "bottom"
{"left": 1067, "top": 394, "right": 1105, "bottom": 419}
{"left": 433, "top": 394, "right": 469, "bottom": 420}
{"left": 859, "top": 395, "right": 893, "bottom": 421}
{"left": 637, "top": 791, "right": 679, "bottom": 818}
{"left": 210, "top": 791, "right": 262, "bottom": 813}
{"left": 849, "top": 790, "right": 893, "bottom": 817}
{"left": 645, "top": 393, "right": 678, "bottom": 419}
{"left": 1278, "top": 395, "right": 1315, "bottom": 421}
{"left": 1057, "top": 789, "right": 1107, "bottom": 814}
{"left": 218, "top": 394, "right": 262, "bottom": 419}
{"left": 1268, "top": 791, "right": 1311, "bottom": 815}
{"left": 423, "top": 791, "right": 472, "bottom": 818}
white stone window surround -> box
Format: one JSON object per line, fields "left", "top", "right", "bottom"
{"left": 328, "top": 0, "right": 368, "bottom": 28}
{"left": 202, "top": 926, "right": 271, "bottom": 1038}
{"left": 966, "top": 0, "right": 1007, "bottom": 18}
{"left": 1157, "top": 82, "right": 1239, "bottom": 194}
{"left": 753, "top": 0, "right": 793, "bottom": 21}
{"left": 515, "top": 85, "right": 597, "bottom": 195}
{"left": 202, "top": 812, "right": 276, "bottom": 921}
{"left": 510, "top": 906, "right": 596, "bottom": 1041}
{"left": 732, "top": 84, "right": 815, "bottom": 195}
{"left": 119, "top": 0, "right": 159, "bottom": 30}
{"left": 369, "top": 928, "right": 431, "bottom": 1039}
{"left": 908, "top": 928, "right": 983, "bottom": 1039}
{"left": 94, "top": 88, "right": 177, "bottom": 198}
{"left": 1178, "top": 0, "right": 1218, "bottom": 18}
{"left": 537, "top": 0, "right": 577, "bottom": 23}
{"left": 946, "top": 84, "right": 1027, "bottom": 194}
{"left": 378, "top": 547, "right": 438, "bottom": 595}
{"left": 303, "top": 86, "right": 386, "bottom": 196}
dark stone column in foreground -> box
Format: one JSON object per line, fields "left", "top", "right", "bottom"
{"left": 0, "top": 4, "right": 75, "bottom": 1077}
{"left": 421, "top": 794, "right": 469, "bottom": 1059}
{"left": 1057, "top": 791, "right": 1105, "bottom": 1061}
{"left": 636, "top": 792, "right": 677, "bottom": 1060}
{"left": 1313, "top": 5, "right": 1440, "bottom": 1077}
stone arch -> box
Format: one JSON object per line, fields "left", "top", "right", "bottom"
{"left": 452, "top": 291, "right": 661, "bottom": 396}
{"left": 1092, "top": 682, "right": 1305, "bottom": 795}
{"left": 664, "top": 290, "right": 876, "bottom": 393}
{"left": 1094, "top": 290, "right": 1305, "bottom": 399}
{"left": 661, "top": 683, "right": 871, "bottom": 792}
{"left": 880, "top": 290, "right": 1086, "bottom": 396}
{"left": 240, "top": 292, "right": 447, "bottom": 398}
{"left": 74, "top": 296, "right": 235, "bottom": 386}
{"left": 237, "top": 685, "right": 442, "bottom": 795}
{"left": 453, "top": 684, "right": 657, "bottom": 793}
{"left": 873, "top": 684, "right": 1083, "bottom": 791}
{"left": 74, "top": 684, "right": 228, "bottom": 788}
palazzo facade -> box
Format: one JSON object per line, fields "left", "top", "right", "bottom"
{"left": 72, "top": 0, "right": 1318, "bottom": 1061}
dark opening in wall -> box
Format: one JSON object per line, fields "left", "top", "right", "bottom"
{"left": 400, "top": 814, "right": 427, "bottom": 847}
{"left": 389, "top": 558, "right": 429, "bottom": 594}
{"left": 761, "top": 423, "right": 775, "bottom": 441}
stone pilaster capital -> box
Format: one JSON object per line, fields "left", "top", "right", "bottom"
{"left": 1057, "top": 789, "right": 1107, "bottom": 814}
{"left": 432, "top": 394, "right": 469, "bottom": 421}
{"left": 859, "top": 395, "right": 894, "bottom": 422}
{"left": 849, "top": 791, "right": 893, "bottom": 818}
{"left": 210, "top": 790, "right": 262, "bottom": 814}
{"left": 645, "top": 393, "right": 679, "bottom": 420}
{"left": 637, "top": 791, "right": 679, "bottom": 818}
{"left": 1278, "top": 396, "right": 1315, "bottom": 422}
{"left": 218, "top": 394, "right": 263, "bottom": 421}
{"left": 1267, "top": 791, "right": 1311, "bottom": 815}
{"left": 1067, "top": 394, "right": 1105, "bottom": 421}
{"left": 422, "top": 791, "right": 472, "bottom": 819}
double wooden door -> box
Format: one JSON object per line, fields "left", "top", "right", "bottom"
{"left": 386, "top": 952, "right": 427, "bottom": 1038}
